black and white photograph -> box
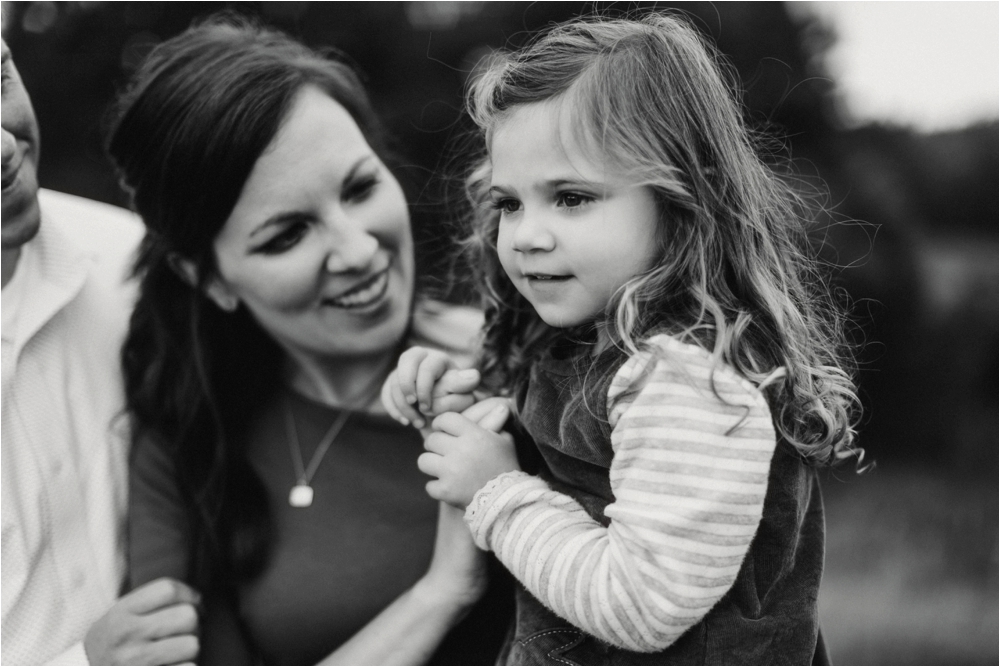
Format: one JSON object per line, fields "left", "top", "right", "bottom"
{"left": 2, "top": 2, "right": 996, "bottom": 665}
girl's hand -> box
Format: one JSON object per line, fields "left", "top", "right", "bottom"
{"left": 416, "top": 502, "right": 488, "bottom": 610}
{"left": 381, "top": 347, "right": 480, "bottom": 429}
{"left": 419, "top": 401, "right": 520, "bottom": 509}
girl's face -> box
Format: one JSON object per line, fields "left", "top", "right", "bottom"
{"left": 209, "top": 85, "right": 414, "bottom": 364}
{"left": 490, "top": 100, "right": 661, "bottom": 329}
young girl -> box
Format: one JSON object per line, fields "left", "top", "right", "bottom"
{"left": 385, "top": 13, "right": 861, "bottom": 664}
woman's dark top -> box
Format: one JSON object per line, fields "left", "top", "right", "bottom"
{"left": 129, "top": 387, "right": 512, "bottom": 665}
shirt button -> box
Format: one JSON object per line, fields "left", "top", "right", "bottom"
{"left": 52, "top": 460, "right": 63, "bottom": 475}
{"left": 72, "top": 570, "right": 87, "bottom": 588}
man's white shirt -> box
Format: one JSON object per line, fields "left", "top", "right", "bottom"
{"left": 2, "top": 190, "right": 142, "bottom": 665}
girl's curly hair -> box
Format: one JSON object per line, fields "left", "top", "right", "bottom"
{"left": 462, "top": 13, "right": 863, "bottom": 466}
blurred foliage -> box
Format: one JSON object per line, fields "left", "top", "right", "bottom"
{"left": 4, "top": 1, "right": 996, "bottom": 468}
{"left": 821, "top": 469, "right": 997, "bottom": 664}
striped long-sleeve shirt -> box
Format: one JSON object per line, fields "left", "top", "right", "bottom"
{"left": 464, "top": 334, "right": 777, "bottom": 653}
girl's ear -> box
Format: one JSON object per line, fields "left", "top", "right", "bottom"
{"left": 166, "top": 252, "right": 240, "bottom": 313}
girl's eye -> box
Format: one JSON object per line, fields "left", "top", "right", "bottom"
{"left": 556, "top": 192, "right": 593, "bottom": 208}
{"left": 343, "top": 174, "right": 380, "bottom": 203}
{"left": 257, "top": 221, "right": 308, "bottom": 255}
{"left": 491, "top": 198, "right": 521, "bottom": 215}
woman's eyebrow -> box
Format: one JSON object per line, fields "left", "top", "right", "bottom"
{"left": 343, "top": 154, "right": 376, "bottom": 182}
{"left": 248, "top": 154, "right": 378, "bottom": 238}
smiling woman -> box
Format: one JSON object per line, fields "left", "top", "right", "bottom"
{"left": 106, "top": 14, "right": 510, "bottom": 665}
{"left": 207, "top": 86, "right": 415, "bottom": 392}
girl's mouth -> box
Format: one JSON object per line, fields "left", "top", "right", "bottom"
{"left": 326, "top": 269, "right": 389, "bottom": 309}
{"left": 525, "top": 273, "right": 571, "bottom": 281}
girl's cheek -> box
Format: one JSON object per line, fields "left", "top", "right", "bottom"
{"left": 497, "top": 251, "right": 518, "bottom": 284}
{"left": 496, "top": 229, "right": 515, "bottom": 277}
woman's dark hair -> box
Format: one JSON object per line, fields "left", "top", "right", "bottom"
{"left": 107, "top": 14, "right": 391, "bottom": 588}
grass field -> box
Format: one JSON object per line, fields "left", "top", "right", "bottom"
{"left": 819, "top": 465, "right": 998, "bottom": 665}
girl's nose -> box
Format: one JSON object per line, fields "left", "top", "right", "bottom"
{"left": 511, "top": 210, "right": 555, "bottom": 253}
{"left": 324, "top": 221, "right": 379, "bottom": 274}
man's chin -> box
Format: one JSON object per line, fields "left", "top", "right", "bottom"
{"left": 1, "top": 194, "right": 42, "bottom": 250}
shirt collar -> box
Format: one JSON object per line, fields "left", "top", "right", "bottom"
{"left": 6, "top": 206, "right": 95, "bottom": 355}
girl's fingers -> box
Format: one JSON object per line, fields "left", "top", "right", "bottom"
{"left": 380, "top": 371, "right": 407, "bottom": 424}
{"left": 430, "top": 393, "right": 478, "bottom": 416}
{"left": 425, "top": 479, "right": 446, "bottom": 502}
{"left": 476, "top": 402, "right": 510, "bottom": 433}
{"left": 429, "top": 411, "right": 474, "bottom": 437}
{"left": 432, "top": 368, "right": 480, "bottom": 397}
{"left": 461, "top": 396, "right": 512, "bottom": 426}
{"left": 386, "top": 372, "right": 424, "bottom": 428}
{"left": 396, "top": 347, "right": 430, "bottom": 406}
{"left": 417, "top": 451, "right": 443, "bottom": 477}
{"left": 415, "top": 355, "right": 453, "bottom": 413}
{"left": 423, "top": 432, "right": 449, "bottom": 456}
{"left": 394, "top": 380, "right": 426, "bottom": 428}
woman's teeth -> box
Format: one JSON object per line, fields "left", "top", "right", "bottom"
{"left": 330, "top": 271, "right": 388, "bottom": 308}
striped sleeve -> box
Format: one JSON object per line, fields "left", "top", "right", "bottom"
{"left": 464, "top": 334, "right": 777, "bottom": 652}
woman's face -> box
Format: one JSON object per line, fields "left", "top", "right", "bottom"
{"left": 209, "top": 85, "right": 414, "bottom": 364}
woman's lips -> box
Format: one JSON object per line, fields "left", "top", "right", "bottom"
{"left": 325, "top": 269, "right": 390, "bottom": 309}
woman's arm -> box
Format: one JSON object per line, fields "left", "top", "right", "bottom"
{"left": 127, "top": 434, "right": 246, "bottom": 665}
{"left": 129, "top": 433, "right": 193, "bottom": 587}
{"left": 465, "top": 335, "right": 778, "bottom": 653}
{"left": 322, "top": 398, "right": 511, "bottom": 664}
{"left": 319, "top": 503, "right": 486, "bottom": 665}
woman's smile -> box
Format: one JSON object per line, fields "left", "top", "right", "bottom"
{"left": 324, "top": 265, "right": 390, "bottom": 310}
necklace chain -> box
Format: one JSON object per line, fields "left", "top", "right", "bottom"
{"left": 283, "top": 374, "right": 386, "bottom": 507}
{"left": 284, "top": 404, "right": 352, "bottom": 486}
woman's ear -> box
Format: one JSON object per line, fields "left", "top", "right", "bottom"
{"left": 166, "top": 252, "right": 240, "bottom": 313}
{"left": 204, "top": 280, "right": 240, "bottom": 313}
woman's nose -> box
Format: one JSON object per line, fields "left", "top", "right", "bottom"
{"left": 511, "top": 210, "right": 555, "bottom": 253}
{"left": 324, "top": 221, "right": 379, "bottom": 274}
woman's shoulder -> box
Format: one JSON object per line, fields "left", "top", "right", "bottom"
{"left": 407, "top": 299, "right": 484, "bottom": 367}
{"left": 607, "top": 333, "right": 772, "bottom": 424}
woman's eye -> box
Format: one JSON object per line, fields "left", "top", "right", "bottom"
{"left": 258, "top": 222, "right": 308, "bottom": 255}
{"left": 343, "top": 175, "right": 379, "bottom": 203}
{"left": 556, "top": 192, "right": 592, "bottom": 208}
{"left": 492, "top": 198, "right": 521, "bottom": 215}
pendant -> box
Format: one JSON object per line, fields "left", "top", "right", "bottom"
{"left": 289, "top": 484, "right": 314, "bottom": 508}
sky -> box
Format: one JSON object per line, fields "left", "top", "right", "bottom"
{"left": 788, "top": 1, "right": 999, "bottom": 131}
